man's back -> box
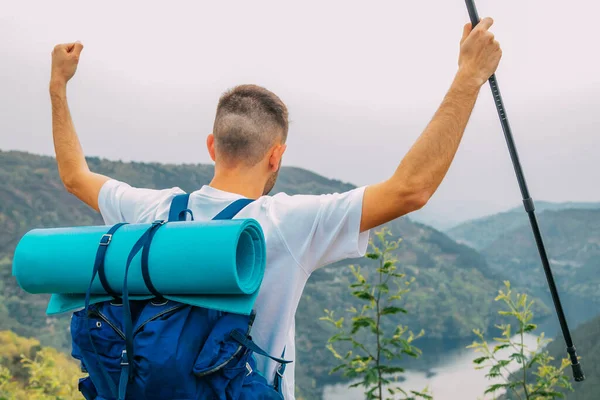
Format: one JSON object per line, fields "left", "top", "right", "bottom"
{"left": 98, "top": 179, "right": 370, "bottom": 399}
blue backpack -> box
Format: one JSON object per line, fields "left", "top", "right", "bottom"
{"left": 70, "top": 194, "right": 290, "bottom": 400}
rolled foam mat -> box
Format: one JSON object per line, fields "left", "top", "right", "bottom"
{"left": 12, "top": 220, "right": 266, "bottom": 316}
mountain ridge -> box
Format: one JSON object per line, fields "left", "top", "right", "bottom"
{"left": 446, "top": 201, "right": 600, "bottom": 250}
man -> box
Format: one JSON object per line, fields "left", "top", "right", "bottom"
{"left": 49, "top": 18, "right": 501, "bottom": 399}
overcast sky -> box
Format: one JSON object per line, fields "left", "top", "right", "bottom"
{"left": 1, "top": 0, "right": 599, "bottom": 227}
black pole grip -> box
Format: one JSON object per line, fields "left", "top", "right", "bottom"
{"left": 572, "top": 363, "right": 585, "bottom": 382}
{"left": 465, "top": 0, "right": 481, "bottom": 27}
{"left": 567, "top": 346, "right": 586, "bottom": 382}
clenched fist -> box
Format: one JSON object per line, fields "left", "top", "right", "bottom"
{"left": 50, "top": 42, "right": 84, "bottom": 87}
{"left": 458, "top": 18, "right": 502, "bottom": 88}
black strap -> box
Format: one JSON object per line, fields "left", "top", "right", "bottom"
{"left": 84, "top": 222, "right": 128, "bottom": 398}
{"left": 121, "top": 221, "right": 167, "bottom": 388}
{"left": 141, "top": 221, "right": 166, "bottom": 299}
{"left": 230, "top": 330, "right": 291, "bottom": 365}
{"left": 274, "top": 347, "right": 287, "bottom": 394}
{"left": 96, "top": 223, "right": 127, "bottom": 298}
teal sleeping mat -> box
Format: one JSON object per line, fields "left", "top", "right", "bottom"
{"left": 12, "top": 219, "right": 266, "bottom": 316}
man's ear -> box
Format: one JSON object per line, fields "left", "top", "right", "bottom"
{"left": 269, "top": 144, "right": 287, "bottom": 172}
{"left": 207, "top": 134, "right": 216, "bottom": 162}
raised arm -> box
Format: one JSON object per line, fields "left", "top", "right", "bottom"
{"left": 49, "top": 42, "right": 110, "bottom": 211}
{"left": 360, "top": 18, "right": 502, "bottom": 232}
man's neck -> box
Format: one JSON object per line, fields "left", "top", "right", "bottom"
{"left": 209, "top": 173, "right": 264, "bottom": 200}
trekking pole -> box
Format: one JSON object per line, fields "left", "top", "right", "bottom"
{"left": 464, "top": 0, "right": 585, "bottom": 382}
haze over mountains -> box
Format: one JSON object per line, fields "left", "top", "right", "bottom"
{"left": 3, "top": 0, "right": 600, "bottom": 227}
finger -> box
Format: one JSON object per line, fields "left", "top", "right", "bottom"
{"left": 53, "top": 43, "right": 68, "bottom": 54}
{"left": 461, "top": 23, "right": 472, "bottom": 44}
{"left": 66, "top": 42, "right": 77, "bottom": 52}
{"left": 72, "top": 42, "right": 84, "bottom": 56}
{"left": 475, "top": 17, "right": 494, "bottom": 32}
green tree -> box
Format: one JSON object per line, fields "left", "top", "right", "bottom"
{"left": 468, "top": 281, "right": 573, "bottom": 399}
{"left": 0, "top": 330, "right": 83, "bottom": 400}
{"left": 320, "top": 229, "right": 431, "bottom": 400}
{"left": 0, "top": 364, "right": 21, "bottom": 399}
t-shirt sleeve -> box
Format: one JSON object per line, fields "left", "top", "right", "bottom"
{"left": 270, "top": 186, "right": 370, "bottom": 274}
{"left": 98, "top": 179, "right": 184, "bottom": 225}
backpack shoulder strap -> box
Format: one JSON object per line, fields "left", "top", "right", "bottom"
{"left": 212, "top": 199, "right": 254, "bottom": 221}
{"left": 168, "top": 194, "right": 191, "bottom": 222}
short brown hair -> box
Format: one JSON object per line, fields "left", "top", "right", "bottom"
{"left": 213, "top": 84, "right": 288, "bottom": 166}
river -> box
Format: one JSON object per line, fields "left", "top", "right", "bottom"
{"left": 322, "top": 333, "right": 540, "bottom": 400}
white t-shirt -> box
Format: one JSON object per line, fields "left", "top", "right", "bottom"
{"left": 98, "top": 180, "right": 370, "bottom": 399}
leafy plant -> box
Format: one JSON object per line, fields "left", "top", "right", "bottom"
{"left": 468, "top": 281, "right": 573, "bottom": 399}
{"left": 0, "top": 330, "right": 83, "bottom": 400}
{"left": 320, "top": 228, "right": 430, "bottom": 400}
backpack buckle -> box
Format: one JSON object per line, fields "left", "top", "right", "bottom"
{"left": 120, "top": 350, "right": 129, "bottom": 366}
{"left": 276, "top": 366, "right": 284, "bottom": 378}
{"left": 99, "top": 234, "right": 113, "bottom": 246}
{"left": 152, "top": 220, "right": 166, "bottom": 226}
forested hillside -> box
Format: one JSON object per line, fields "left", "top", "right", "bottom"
{"left": 546, "top": 315, "right": 600, "bottom": 400}
{"left": 447, "top": 202, "right": 600, "bottom": 251}
{"left": 2, "top": 150, "right": 597, "bottom": 399}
